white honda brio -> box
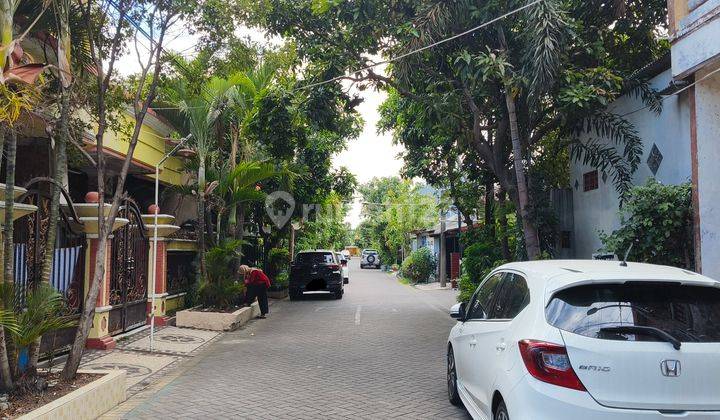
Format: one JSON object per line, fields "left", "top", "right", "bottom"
{"left": 446, "top": 260, "right": 720, "bottom": 420}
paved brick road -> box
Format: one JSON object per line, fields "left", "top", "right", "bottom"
{"left": 124, "top": 259, "right": 470, "bottom": 419}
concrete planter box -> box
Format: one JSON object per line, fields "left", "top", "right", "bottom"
{"left": 176, "top": 302, "right": 260, "bottom": 331}
{"left": 18, "top": 369, "right": 126, "bottom": 420}
{"left": 267, "top": 289, "right": 288, "bottom": 299}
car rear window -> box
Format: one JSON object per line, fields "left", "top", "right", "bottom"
{"left": 546, "top": 282, "right": 720, "bottom": 343}
{"left": 296, "top": 252, "right": 335, "bottom": 264}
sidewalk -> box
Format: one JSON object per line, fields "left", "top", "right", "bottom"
{"left": 41, "top": 300, "right": 277, "bottom": 418}
{"left": 413, "top": 281, "right": 456, "bottom": 291}
{"left": 78, "top": 326, "right": 222, "bottom": 396}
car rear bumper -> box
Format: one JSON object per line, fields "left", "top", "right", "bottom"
{"left": 506, "top": 375, "right": 720, "bottom": 420}
{"left": 290, "top": 276, "right": 343, "bottom": 294}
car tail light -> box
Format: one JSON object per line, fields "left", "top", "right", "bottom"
{"left": 518, "top": 340, "right": 586, "bottom": 391}
{"left": 328, "top": 264, "right": 340, "bottom": 270}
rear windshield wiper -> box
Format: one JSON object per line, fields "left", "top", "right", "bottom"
{"left": 598, "top": 326, "right": 682, "bottom": 350}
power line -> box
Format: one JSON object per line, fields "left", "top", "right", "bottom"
{"left": 295, "top": 0, "right": 543, "bottom": 91}
{"left": 107, "top": 0, "right": 212, "bottom": 102}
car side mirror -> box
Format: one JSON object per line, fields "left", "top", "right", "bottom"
{"left": 450, "top": 302, "right": 465, "bottom": 321}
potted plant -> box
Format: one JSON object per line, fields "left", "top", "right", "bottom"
{"left": 176, "top": 240, "right": 261, "bottom": 331}
{"left": 0, "top": 284, "right": 126, "bottom": 417}
{"left": 268, "top": 271, "right": 289, "bottom": 299}
{"left": 266, "top": 248, "right": 290, "bottom": 299}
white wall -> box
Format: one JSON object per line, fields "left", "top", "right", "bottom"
{"left": 571, "top": 68, "right": 692, "bottom": 258}
{"left": 671, "top": 0, "right": 720, "bottom": 78}
{"left": 695, "top": 65, "right": 720, "bottom": 278}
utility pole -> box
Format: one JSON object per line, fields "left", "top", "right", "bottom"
{"left": 439, "top": 219, "right": 447, "bottom": 287}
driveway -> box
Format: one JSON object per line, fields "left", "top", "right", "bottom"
{"left": 123, "top": 259, "right": 470, "bottom": 419}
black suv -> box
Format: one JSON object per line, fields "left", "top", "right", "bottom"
{"left": 289, "top": 250, "right": 344, "bottom": 300}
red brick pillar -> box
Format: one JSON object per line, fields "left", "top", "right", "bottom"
{"left": 147, "top": 239, "right": 170, "bottom": 326}
{"left": 85, "top": 237, "right": 116, "bottom": 350}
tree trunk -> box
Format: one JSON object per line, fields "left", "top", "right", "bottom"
{"left": 0, "top": 0, "right": 12, "bottom": 80}
{"left": 497, "top": 189, "right": 511, "bottom": 261}
{"left": 62, "top": 0, "right": 173, "bottom": 380}
{"left": 228, "top": 125, "right": 239, "bottom": 239}
{"left": 197, "top": 161, "right": 207, "bottom": 281}
{"left": 504, "top": 89, "right": 541, "bottom": 260}
{"left": 61, "top": 233, "right": 108, "bottom": 379}
{"left": 3, "top": 130, "right": 20, "bottom": 380}
{"left": 484, "top": 178, "right": 495, "bottom": 239}
{"left": 0, "top": 127, "right": 12, "bottom": 391}
{"left": 27, "top": 89, "right": 71, "bottom": 373}
{"left": 3, "top": 130, "right": 16, "bottom": 285}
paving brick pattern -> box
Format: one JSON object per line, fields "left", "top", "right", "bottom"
{"left": 125, "top": 261, "right": 470, "bottom": 419}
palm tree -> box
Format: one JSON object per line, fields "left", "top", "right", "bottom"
{"left": 0, "top": 283, "right": 75, "bottom": 379}
{"left": 179, "top": 97, "right": 221, "bottom": 280}
{"left": 176, "top": 64, "right": 279, "bottom": 275}
{"left": 214, "top": 160, "right": 297, "bottom": 242}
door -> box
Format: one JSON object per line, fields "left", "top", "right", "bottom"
{"left": 108, "top": 199, "right": 149, "bottom": 334}
{"left": 547, "top": 281, "right": 720, "bottom": 411}
{"left": 462, "top": 272, "right": 530, "bottom": 416}
{"left": 454, "top": 272, "right": 505, "bottom": 413}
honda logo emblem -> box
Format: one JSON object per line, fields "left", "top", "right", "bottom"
{"left": 660, "top": 360, "right": 681, "bottom": 377}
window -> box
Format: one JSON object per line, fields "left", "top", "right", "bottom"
{"left": 467, "top": 273, "right": 504, "bottom": 320}
{"left": 583, "top": 170, "right": 598, "bottom": 191}
{"left": 493, "top": 274, "right": 530, "bottom": 319}
{"left": 545, "top": 282, "right": 720, "bottom": 343}
{"left": 296, "top": 252, "right": 335, "bottom": 264}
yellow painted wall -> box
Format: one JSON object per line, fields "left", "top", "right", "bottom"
{"left": 101, "top": 113, "right": 184, "bottom": 186}
{"left": 165, "top": 294, "right": 186, "bottom": 315}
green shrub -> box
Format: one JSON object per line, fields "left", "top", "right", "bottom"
{"left": 271, "top": 270, "right": 289, "bottom": 290}
{"left": 201, "top": 240, "right": 245, "bottom": 309}
{"left": 458, "top": 228, "right": 506, "bottom": 303}
{"left": 198, "top": 280, "right": 245, "bottom": 310}
{"left": 401, "top": 247, "right": 437, "bottom": 283}
{"left": 267, "top": 248, "right": 290, "bottom": 278}
{"left": 205, "top": 239, "right": 244, "bottom": 285}
{"left": 599, "top": 179, "right": 693, "bottom": 269}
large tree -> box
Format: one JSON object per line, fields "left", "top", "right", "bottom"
{"left": 242, "top": 0, "right": 667, "bottom": 260}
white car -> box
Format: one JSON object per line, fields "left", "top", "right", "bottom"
{"left": 360, "top": 249, "right": 380, "bottom": 269}
{"left": 335, "top": 252, "right": 349, "bottom": 284}
{"left": 447, "top": 260, "right": 720, "bottom": 420}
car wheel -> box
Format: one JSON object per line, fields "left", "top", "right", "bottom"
{"left": 334, "top": 291, "right": 343, "bottom": 299}
{"left": 494, "top": 401, "right": 509, "bottom": 420}
{"left": 447, "top": 347, "right": 462, "bottom": 406}
{"left": 343, "top": 278, "right": 349, "bottom": 284}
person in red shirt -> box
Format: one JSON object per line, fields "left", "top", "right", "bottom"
{"left": 239, "top": 265, "right": 271, "bottom": 318}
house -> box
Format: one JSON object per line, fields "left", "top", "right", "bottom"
{"left": 667, "top": 0, "right": 720, "bottom": 278}
{"left": 410, "top": 220, "right": 477, "bottom": 281}
{"left": 6, "top": 104, "right": 198, "bottom": 351}
{"left": 570, "top": 54, "right": 692, "bottom": 258}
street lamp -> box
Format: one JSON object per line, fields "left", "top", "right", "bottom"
{"left": 150, "top": 134, "right": 193, "bottom": 352}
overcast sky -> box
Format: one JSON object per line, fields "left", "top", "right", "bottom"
{"left": 118, "top": 22, "right": 402, "bottom": 228}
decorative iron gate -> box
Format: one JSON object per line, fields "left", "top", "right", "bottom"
{"left": 166, "top": 251, "right": 196, "bottom": 295}
{"left": 13, "top": 180, "right": 86, "bottom": 355}
{"left": 108, "top": 198, "right": 148, "bottom": 334}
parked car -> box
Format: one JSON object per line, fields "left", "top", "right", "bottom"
{"left": 335, "top": 252, "right": 350, "bottom": 284}
{"left": 289, "top": 250, "right": 344, "bottom": 300}
{"left": 360, "top": 249, "right": 380, "bottom": 269}
{"left": 446, "top": 260, "right": 720, "bottom": 420}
